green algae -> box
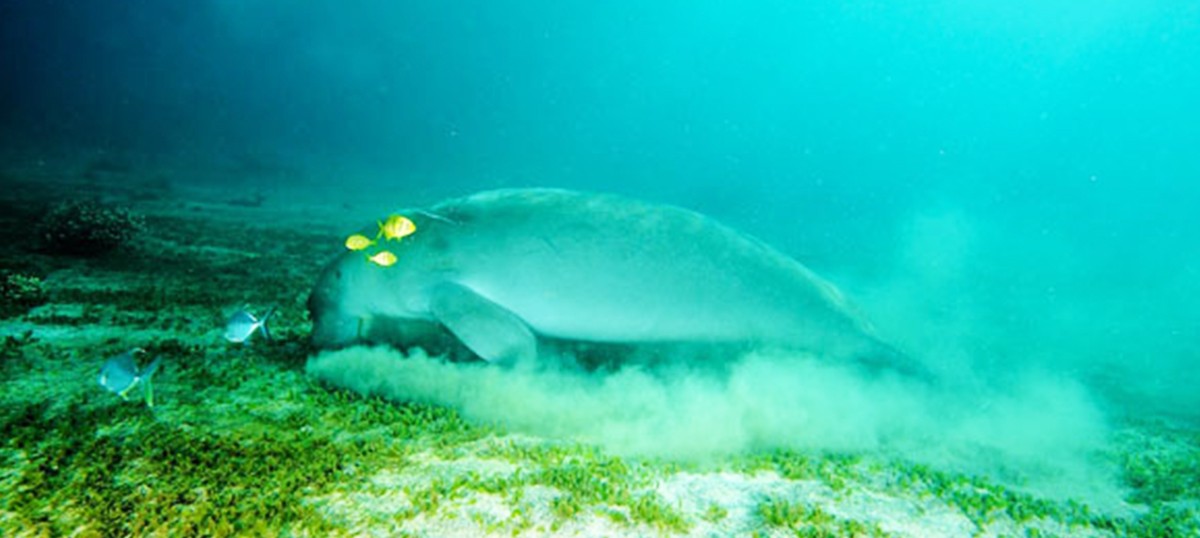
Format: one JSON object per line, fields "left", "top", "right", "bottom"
{"left": 37, "top": 199, "right": 146, "bottom": 257}
{"left": 890, "top": 461, "right": 1068, "bottom": 527}
{"left": 734, "top": 447, "right": 1200, "bottom": 537}
{"left": 1119, "top": 424, "right": 1200, "bottom": 505}
{"left": 1, "top": 330, "right": 37, "bottom": 360}
{"left": 0, "top": 346, "right": 487, "bottom": 536}
{"left": 0, "top": 272, "right": 47, "bottom": 318}
{"left": 739, "top": 450, "right": 863, "bottom": 495}
{"left": 474, "top": 440, "right": 691, "bottom": 533}
{"left": 756, "top": 496, "right": 889, "bottom": 537}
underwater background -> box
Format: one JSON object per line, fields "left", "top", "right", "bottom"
{"left": 1, "top": 1, "right": 1197, "bottom": 536}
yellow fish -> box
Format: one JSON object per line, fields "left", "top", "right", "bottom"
{"left": 377, "top": 214, "right": 417, "bottom": 241}
{"left": 367, "top": 250, "right": 398, "bottom": 267}
{"left": 344, "top": 234, "right": 375, "bottom": 251}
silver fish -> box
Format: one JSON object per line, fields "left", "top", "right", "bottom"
{"left": 224, "top": 307, "right": 275, "bottom": 343}
{"left": 98, "top": 348, "right": 163, "bottom": 407}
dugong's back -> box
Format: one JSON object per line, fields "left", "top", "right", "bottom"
{"left": 427, "top": 189, "right": 883, "bottom": 359}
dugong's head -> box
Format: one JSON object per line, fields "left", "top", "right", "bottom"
{"left": 307, "top": 228, "right": 451, "bottom": 350}
{"left": 308, "top": 252, "right": 376, "bottom": 348}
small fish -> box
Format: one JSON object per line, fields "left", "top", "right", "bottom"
{"left": 377, "top": 214, "right": 417, "bottom": 241}
{"left": 224, "top": 307, "right": 275, "bottom": 343}
{"left": 367, "top": 250, "right": 398, "bottom": 267}
{"left": 344, "top": 234, "right": 376, "bottom": 251}
{"left": 98, "top": 348, "right": 163, "bottom": 407}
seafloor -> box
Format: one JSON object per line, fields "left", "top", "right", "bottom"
{"left": 0, "top": 159, "right": 1197, "bottom": 537}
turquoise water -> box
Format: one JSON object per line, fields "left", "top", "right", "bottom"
{"left": 7, "top": 0, "right": 1193, "bottom": 416}
{"left": 1, "top": 2, "right": 1197, "bottom": 534}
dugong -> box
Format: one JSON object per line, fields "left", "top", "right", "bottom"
{"left": 308, "top": 189, "right": 921, "bottom": 375}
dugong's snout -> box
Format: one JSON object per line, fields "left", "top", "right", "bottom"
{"left": 308, "top": 261, "right": 361, "bottom": 349}
{"left": 309, "top": 308, "right": 361, "bottom": 349}
{"left": 307, "top": 255, "right": 453, "bottom": 352}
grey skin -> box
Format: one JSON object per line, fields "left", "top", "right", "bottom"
{"left": 308, "top": 189, "right": 923, "bottom": 375}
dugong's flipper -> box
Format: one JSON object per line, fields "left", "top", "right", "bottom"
{"left": 429, "top": 283, "right": 537, "bottom": 364}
